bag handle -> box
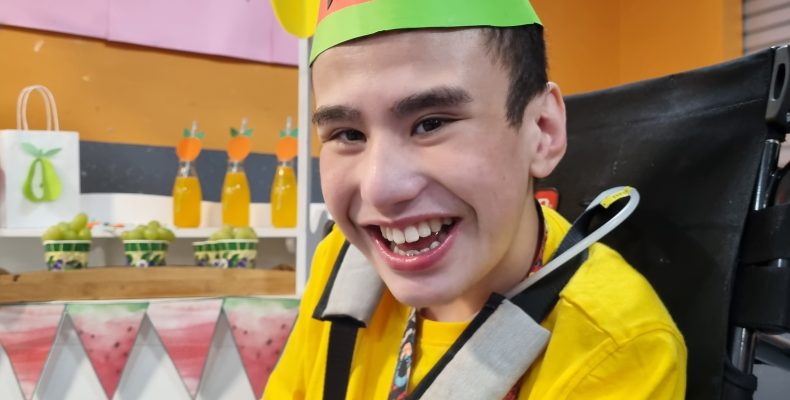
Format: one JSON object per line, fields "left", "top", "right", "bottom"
{"left": 16, "top": 85, "right": 60, "bottom": 131}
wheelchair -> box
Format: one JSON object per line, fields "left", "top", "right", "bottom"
{"left": 538, "top": 45, "right": 790, "bottom": 399}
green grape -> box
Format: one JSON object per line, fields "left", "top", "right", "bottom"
{"left": 62, "top": 229, "right": 77, "bottom": 240}
{"left": 70, "top": 213, "right": 88, "bottom": 231}
{"left": 77, "top": 228, "right": 92, "bottom": 240}
{"left": 212, "top": 229, "right": 233, "bottom": 241}
{"left": 157, "top": 227, "right": 175, "bottom": 242}
{"left": 127, "top": 229, "right": 144, "bottom": 240}
{"left": 148, "top": 220, "right": 161, "bottom": 230}
{"left": 144, "top": 228, "right": 159, "bottom": 240}
{"left": 234, "top": 226, "right": 257, "bottom": 240}
{"left": 120, "top": 231, "right": 131, "bottom": 241}
{"left": 42, "top": 227, "right": 63, "bottom": 241}
{"left": 57, "top": 222, "right": 70, "bottom": 233}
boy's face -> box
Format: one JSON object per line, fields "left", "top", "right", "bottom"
{"left": 313, "top": 29, "right": 566, "bottom": 321}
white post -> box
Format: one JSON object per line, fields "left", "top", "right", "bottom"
{"left": 296, "top": 38, "right": 313, "bottom": 295}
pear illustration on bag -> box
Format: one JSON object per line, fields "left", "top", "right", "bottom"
{"left": 20, "top": 142, "right": 63, "bottom": 203}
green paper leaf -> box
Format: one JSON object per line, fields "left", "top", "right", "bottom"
{"left": 279, "top": 129, "right": 287, "bottom": 138}
{"left": 231, "top": 127, "right": 239, "bottom": 137}
{"left": 196, "top": 131, "right": 205, "bottom": 139}
{"left": 183, "top": 128, "right": 191, "bottom": 138}
{"left": 20, "top": 142, "right": 40, "bottom": 158}
{"left": 43, "top": 148, "right": 62, "bottom": 158}
{"left": 289, "top": 128, "right": 299, "bottom": 138}
{"left": 243, "top": 128, "right": 253, "bottom": 137}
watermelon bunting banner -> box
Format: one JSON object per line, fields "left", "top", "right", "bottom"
{"left": 0, "top": 298, "right": 298, "bottom": 399}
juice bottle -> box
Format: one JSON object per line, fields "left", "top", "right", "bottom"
{"left": 173, "top": 121, "right": 204, "bottom": 228}
{"left": 271, "top": 160, "right": 297, "bottom": 227}
{"left": 221, "top": 161, "right": 250, "bottom": 226}
{"left": 172, "top": 161, "right": 202, "bottom": 227}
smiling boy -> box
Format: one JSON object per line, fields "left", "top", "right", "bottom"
{"left": 264, "top": 1, "right": 686, "bottom": 399}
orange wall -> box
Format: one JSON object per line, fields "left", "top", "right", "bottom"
{"left": 0, "top": 27, "right": 301, "bottom": 154}
{"left": 535, "top": 0, "right": 743, "bottom": 94}
{"left": 0, "top": 1, "right": 744, "bottom": 146}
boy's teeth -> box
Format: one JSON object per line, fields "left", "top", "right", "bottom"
{"left": 391, "top": 228, "right": 406, "bottom": 244}
{"left": 417, "top": 222, "right": 431, "bottom": 237}
{"left": 404, "top": 226, "right": 420, "bottom": 243}
{"left": 430, "top": 240, "right": 440, "bottom": 249}
{"left": 442, "top": 217, "right": 453, "bottom": 225}
{"left": 429, "top": 218, "right": 442, "bottom": 233}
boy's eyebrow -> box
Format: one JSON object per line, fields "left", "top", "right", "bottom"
{"left": 391, "top": 86, "right": 472, "bottom": 117}
{"left": 312, "top": 105, "right": 362, "bottom": 126}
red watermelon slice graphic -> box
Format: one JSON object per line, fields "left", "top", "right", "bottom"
{"left": 147, "top": 299, "right": 223, "bottom": 398}
{"left": 67, "top": 303, "right": 147, "bottom": 399}
{"left": 0, "top": 305, "right": 64, "bottom": 400}
{"left": 223, "top": 297, "right": 298, "bottom": 398}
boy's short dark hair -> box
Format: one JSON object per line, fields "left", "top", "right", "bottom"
{"left": 482, "top": 24, "right": 548, "bottom": 127}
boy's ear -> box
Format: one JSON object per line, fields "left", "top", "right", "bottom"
{"left": 528, "top": 82, "right": 567, "bottom": 179}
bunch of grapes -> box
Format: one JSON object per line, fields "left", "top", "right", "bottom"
{"left": 120, "top": 220, "right": 176, "bottom": 242}
{"left": 42, "top": 213, "right": 91, "bottom": 242}
{"left": 209, "top": 225, "right": 257, "bottom": 241}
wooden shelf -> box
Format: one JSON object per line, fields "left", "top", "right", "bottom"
{"left": 0, "top": 267, "right": 295, "bottom": 304}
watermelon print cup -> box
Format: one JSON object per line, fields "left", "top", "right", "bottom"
{"left": 123, "top": 240, "right": 169, "bottom": 267}
{"left": 202, "top": 239, "right": 257, "bottom": 268}
{"left": 43, "top": 240, "right": 91, "bottom": 270}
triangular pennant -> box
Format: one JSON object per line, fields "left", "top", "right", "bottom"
{"left": 0, "top": 305, "right": 65, "bottom": 400}
{"left": 147, "top": 299, "right": 223, "bottom": 398}
{"left": 67, "top": 303, "right": 148, "bottom": 399}
{"left": 223, "top": 297, "right": 299, "bottom": 398}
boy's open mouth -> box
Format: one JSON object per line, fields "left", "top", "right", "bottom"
{"left": 372, "top": 218, "right": 458, "bottom": 257}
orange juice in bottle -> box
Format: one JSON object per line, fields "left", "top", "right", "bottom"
{"left": 271, "top": 117, "right": 299, "bottom": 227}
{"left": 271, "top": 160, "right": 297, "bottom": 227}
{"left": 221, "top": 162, "right": 250, "bottom": 226}
{"left": 173, "top": 121, "right": 204, "bottom": 227}
{"left": 222, "top": 118, "right": 253, "bottom": 226}
{"left": 173, "top": 162, "right": 202, "bottom": 227}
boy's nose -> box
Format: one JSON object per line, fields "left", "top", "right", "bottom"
{"left": 359, "top": 140, "right": 426, "bottom": 214}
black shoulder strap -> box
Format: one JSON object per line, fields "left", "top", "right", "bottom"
{"left": 322, "top": 199, "right": 624, "bottom": 399}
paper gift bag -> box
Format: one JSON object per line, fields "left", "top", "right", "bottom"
{"left": 0, "top": 85, "right": 81, "bottom": 228}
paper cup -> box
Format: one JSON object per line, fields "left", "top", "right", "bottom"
{"left": 43, "top": 240, "right": 91, "bottom": 271}
{"left": 123, "top": 240, "right": 169, "bottom": 267}
{"left": 205, "top": 239, "right": 258, "bottom": 268}
{"left": 193, "top": 241, "right": 212, "bottom": 266}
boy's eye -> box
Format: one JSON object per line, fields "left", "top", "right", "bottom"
{"left": 334, "top": 129, "right": 366, "bottom": 143}
{"left": 414, "top": 118, "right": 445, "bottom": 135}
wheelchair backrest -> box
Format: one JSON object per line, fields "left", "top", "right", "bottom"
{"left": 539, "top": 48, "right": 777, "bottom": 399}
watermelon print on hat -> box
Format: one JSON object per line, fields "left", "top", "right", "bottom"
{"left": 223, "top": 297, "right": 298, "bottom": 398}
{"left": 0, "top": 305, "right": 65, "bottom": 400}
{"left": 147, "top": 299, "right": 223, "bottom": 398}
{"left": 67, "top": 303, "right": 147, "bottom": 399}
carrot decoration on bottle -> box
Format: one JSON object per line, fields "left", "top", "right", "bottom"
{"left": 176, "top": 121, "right": 205, "bottom": 162}
{"left": 228, "top": 118, "right": 253, "bottom": 162}
{"left": 172, "top": 121, "right": 204, "bottom": 228}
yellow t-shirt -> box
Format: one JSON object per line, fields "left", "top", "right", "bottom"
{"left": 264, "top": 207, "right": 687, "bottom": 399}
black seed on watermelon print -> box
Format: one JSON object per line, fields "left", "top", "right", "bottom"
{"left": 232, "top": 325, "right": 237, "bottom": 330}
{"left": 113, "top": 341, "right": 120, "bottom": 348}
{"left": 127, "top": 326, "right": 133, "bottom": 332}
{"left": 90, "top": 334, "right": 95, "bottom": 339}
{"left": 123, "top": 352, "right": 129, "bottom": 357}
{"left": 281, "top": 324, "right": 287, "bottom": 329}
{"left": 256, "top": 351, "right": 261, "bottom": 359}
{"left": 266, "top": 338, "right": 272, "bottom": 346}
{"left": 116, "top": 369, "right": 121, "bottom": 375}
{"left": 244, "top": 330, "right": 248, "bottom": 335}
{"left": 275, "top": 350, "right": 280, "bottom": 356}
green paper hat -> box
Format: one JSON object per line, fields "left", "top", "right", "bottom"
{"left": 311, "top": 0, "right": 542, "bottom": 64}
